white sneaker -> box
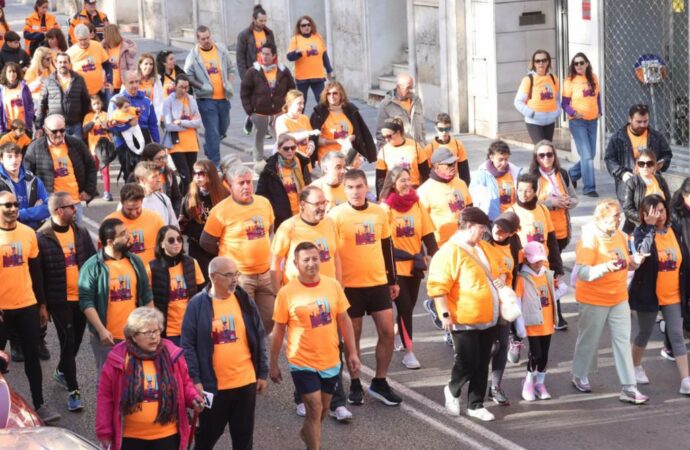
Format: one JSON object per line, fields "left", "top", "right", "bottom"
{"left": 680, "top": 377, "right": 690, "bottom": 395}
{"left": 328, "top": 406, "right": 353, "bottom": 421}
{"left": 295, "top": 403, "right": 306, "bottom": 417}
{"left": 444, "top": 385, "right": 460, "bottom": 416}
{"left": 634, "top": 365, "right": 650, "bottom": 385}
{"left": 402, "top": 352, "right": 421, "bottom": 369}
{"left": 466, "top": 407, "right": 495, "bottom": 422}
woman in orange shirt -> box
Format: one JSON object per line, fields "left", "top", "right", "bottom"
{"left": 380, "top": 166, "right": 438, "bottom": 370}
{"left": 622, "top": 150, "right": 671, "bottom": 233}
{"left": 375, "top": 117, "right": 429, "bottom": 197}
{"left": 138, "top": 53, "right": 164, "bottom": 123}
{"left": 629, "top": 194, "right": 690, "bottom": 395}
{"left": 24, "top": 47, "right": 53, "bottom": 105}
{"left": 157, "top": 50, "right": 184, "bottom": 100}
{"left": 44, "top": 28, "right": 67, "bottom": 62}
{"left": 0, "top": 62, "right": 34, "bottom": 135}
{"left": 286, "top": 16, "right": 333, "bottom": 107}
{"left": 275, "top": 89, "right": 317, "bottom": 159}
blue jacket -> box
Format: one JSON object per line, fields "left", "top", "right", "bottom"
{"left": 181, "top": 286, "right": 268, "bottom": 394}
{"left": 0, "top": 165, "right": 49, "bottom": 229}
{"left": 107, "top": 90, "right": 160, "bottom": 148}
{"left": 469, "top": 160, "right": 522, "bottom": 221}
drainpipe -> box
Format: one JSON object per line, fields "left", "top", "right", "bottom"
{"left": 160, "top": 0, "right": 169, "bottom": 45}
{"left": 138, "top": 0, "right": 145, "bottom": 38}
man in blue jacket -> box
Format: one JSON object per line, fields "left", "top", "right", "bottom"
{"left": 181, "top": 255, "right": 268, "bottom": 450}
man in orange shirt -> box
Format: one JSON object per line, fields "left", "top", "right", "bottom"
{"left": 309, "top": 151, "right": 347, "bottom": 212}
{"left": 181, "top": 256, "right": 268, "bottom": 450}
{"left": 66, "top": 24, "right": 110, "bottom": 97}
{"left": 270, "top": 242, "right": 360, "bottom": 450}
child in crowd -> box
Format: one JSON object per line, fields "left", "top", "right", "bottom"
{"left": 423, "top": 113, "right": 470, "bottom": 185}
{"left": 83, "top": 95, "right": 113, "bottom": 200}
{"left": 0, "top": 118, "right": 31, "bottom": 152}
{"left": 109, "top": 96, "right": 145, "bottom": 154}
{"left": 134, "top": 160, "right": 178, "bottom": 226}
{"left": 514, "top": 241, "right": 558, "bottom": 402}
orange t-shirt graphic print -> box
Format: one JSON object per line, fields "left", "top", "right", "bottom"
{"left": 354, "top": 221, "right": 376, "bottom": 246}
{"left": 245, "top": 215, "right": 267, "bottom": 240}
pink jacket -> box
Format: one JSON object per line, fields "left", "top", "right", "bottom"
{"left": 96, "top": 339, "right": 200, "bottom": 450}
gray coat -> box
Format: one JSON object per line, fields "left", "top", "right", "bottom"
{"left": 35, "top": 70, "right": 90, "bottom": 128}
{"left": 375, "top": 89, "right": 426, "bottom": 149}
{"left": 161, "top": 93, "right": 203, "bottom": 148}
{"left": 183, "top": 42, "right": 235, "bottom": 100}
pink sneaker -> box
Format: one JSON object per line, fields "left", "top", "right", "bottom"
{"left": 522, "top": 375, "right": 536, "bottom": 402}
{"left": 534, "top": 383, "right": 552, "bottom": 400}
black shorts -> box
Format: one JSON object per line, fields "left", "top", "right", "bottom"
{"left": 344, "top": 284, "right": 392, "bottom": 318}
{"left": 291, "top": 370, "right": 338, "bottom": 395}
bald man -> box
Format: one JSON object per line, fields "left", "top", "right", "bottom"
{"left": 375, "top": 73, "right": 426, "bottom": 149}
{"left": 181, "top": 255, "right": 268, "bottom": 450}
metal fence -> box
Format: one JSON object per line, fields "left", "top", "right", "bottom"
{"left": 604, "top": 0, "right": 688, "bottom": 146}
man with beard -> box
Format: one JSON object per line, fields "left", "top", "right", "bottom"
{"left": 37, "top": 192, "right": 96, "bottom": 411}
{"left": 309, "top": 151, "right": 347, "bottom": 212}
{"left": 375, "top": 73, "right": 426, "bottom": 149}
{"left": 0, "top": 190, "right": 61, "bottom": 423}
{"left": 605, "top": 103, "right": 672, "bottom": 203}
{"left": 78, "top": 217, "right": 153, "bottom": 374}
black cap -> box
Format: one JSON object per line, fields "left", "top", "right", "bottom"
{"left": 493, "top": 211, "right": 520, "bottom": 233}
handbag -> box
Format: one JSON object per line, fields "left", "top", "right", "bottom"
{"left": 457, "top": 242, "right": 522, "bottom": 322}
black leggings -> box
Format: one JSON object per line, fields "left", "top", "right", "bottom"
{"left": 396, "top": 275, "right": 422, "bottom": 349}
{"left": 48, "top": 301, "right": 87, "bottom": 391}
{"left": 171, "top": 152, "right": 198, "bottom": 197}
{"left": 122, "top": 434, "right": 180, "bottom": 450}
{"left": 526, "top": 122, "right": 555, "bottom": 144}
{"left": 527, "top": 334, "right": 552, "bottom": 372}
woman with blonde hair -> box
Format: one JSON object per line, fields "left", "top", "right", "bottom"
{"left": 24, "top": 46, "right": 53, "bottom": 104}
{"left": 274, "top": 89, "right": 317, "bottom": 159}
{"left": 137, "top": 53, "right": 164, "bottom": 121}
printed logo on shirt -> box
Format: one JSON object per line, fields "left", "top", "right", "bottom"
{"left": 502, "top": 256, "right": 514, "bottom": 272}
{"left": 538, "top": 285, "right": 549, "bottom": 307}
{"left": 609, "top": 248, "right": 628, "bottom": 271}
{"left": 306, "top": 44, "right": 318, "bottom": 57}
{"left": 394, "top": 216, "right": 415, "bottom": 238}
{"left": 54, "top": 156, "right": 70, "bottom": 178}
{"left": 283, "top": 176, "right": 298, "bottom": 194}
{"left": 354, "top": 221, "right": 376, "bottom": 245}
{"left": 245, "top": 216, "right": 267, "bottom": 240}
{"left": 2, "top": 242, "right": 24, "bottom": 267}
{"left": 448, "top": 190, "right": 466, "bottom": 213}
{"left": 64, "top": 243, "right": 77, "bottom": 267}
{"left": 332, "top": 122, "right": 349, "bottom": 140}
{"left": 129, "top": 230, "right": 145, "bottom": 254}
{"left": 9, "top": 98, "right": 23, "bottom": 108}
{"left": 539, "top": 84, "right": 554, "bottom": 101}
{"left": 143, "top": 374, "right": 159, "bottom": 402}
{"left": 212, "top": 315, "right": 238, "bottom": 344}
{"left": 314, "top": 238, "right": 331, "bottom": 262}
{"left": 526, "top": 222, "right": 545, "bottom": 244}
{"left": 165, "top": 84, "right": 176, "bottom": 96}
{"left": 169, "top": 275, "right": 189, "bottom": 302}
{"left": 80, "top": 56, "right": 97, "bottom": 73}
{"left": 109, "top": 275, "right": 133, "bottom": 302}
{"left": 583, "top": 83, "right": 596, "bottom": 97}
{"left": 659, "top": 248, "right": 678, "bottom": 272}
{"left": 308, "top": 299, "right": 332, "bottom": 328}
{"left": 395, "top": 156, "right": 412, "bottom": 171}
{"left": 499, "top": 182, "right": 513, "bottom": 205}
{"left": 205, "top": 60, "right": 219, "bottom": 75}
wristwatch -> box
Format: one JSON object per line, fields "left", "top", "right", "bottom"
{"left": 442, "top": 312, "right": 450, "bottom": 318}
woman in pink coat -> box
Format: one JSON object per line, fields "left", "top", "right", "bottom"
{"left": 96, "top": 307, "right": 203, "bottom": 450}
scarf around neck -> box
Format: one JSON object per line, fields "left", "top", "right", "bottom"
{"left": 277, "top": 154, "right": 305, "bottom": 192}
{"left": 485, "top": 159, "right": 509, "bottom": 178}
{"left": 384, "top": 190, "right": 419, "bottom": 213}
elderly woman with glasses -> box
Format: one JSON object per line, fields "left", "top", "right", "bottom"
{"left": 96, "top": 307, "right": 204, "bottom": 450}
{"left": 256, "top": 133, "right": 312, "bottom": 229}
{"left": 622, "top": 149, "right": 671, "bottom": 234}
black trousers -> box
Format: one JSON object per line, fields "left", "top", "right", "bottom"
{"left": 194, "top": 383, "right": 256, "bottom": 450}
{"left": 122, "top": 434, "right": 180, "bottom": 450}
{"left": 188, "top": 241, "right": 213, "bottom": 283}
{"left": 0, "top": 304, "right": 43, "bottom": 409}
{"left": 48, "top": 301, "right": 87, "bottom": 391}
{"left": 525, "top": 122, "right": 555, "bottom": 144}
{"left": 527, "top": 335, "right": 552, "bottom": 372}
{"left": 396, "top": 275, "right": 422, "bottom": 349}
{"left": 449, "top": 326, "right": 497, "bottom": 410}
{"left": 171, "top": 152, "right": 198, "bottom": 197}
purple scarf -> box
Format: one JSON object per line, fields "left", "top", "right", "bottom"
{"left": 484, "top": 159, "right": 509, "bottom": 178}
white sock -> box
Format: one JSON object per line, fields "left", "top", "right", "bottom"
{"left": 536, "top": 371, "right": 546, "bottom": 384}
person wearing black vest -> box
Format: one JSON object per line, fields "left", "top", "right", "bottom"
{"left": 37, "top": 192, "right": 96, "bottom": 412}
{"left": 149, "top": 225, "right": 205, "bottom": 346}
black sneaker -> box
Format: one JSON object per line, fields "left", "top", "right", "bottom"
{"left": 423, "top": 299, "right": 443, "bottom": 330}
{"left": 555, "top": 317, "right": 568, "bottom": 331}
{"left": 368, "top": 379, "right": 402, "bottom": 406}
{"left": 243, "top": 117, "right": 253, "bottom": 135}
{"left": 39, "top": 340, "right": 50, "bottom": 361}
{"left": 348, "top": 379, "right": 364, "bottom": 405}
{"left": 572, "top": 178, "right": 578, "bottom": 189}
{"left": 10, "top": 346, "right": 24, "bottom": 362}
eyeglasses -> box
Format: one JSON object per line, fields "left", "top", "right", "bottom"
{"left": 136, "top": 329, "right": 161, "bottom": 338}
{"left": 382, "top": 134, "right": 395, "bottom": 140}
{"left": 436, "top": 126, "right": 451, "bottom": 132}
{"left": 326, "top": 91, "right": 339, "bottom": 96}
{"left": 57, "top": 203, "right": 78, "bottom": 211}
{"left": 281, "top": 145, "right": 297, "bottom": 151}
{"left": 46, "top": 128, "right": 66, "bottom": 134}
{"left": 637, "top": 160, "right": 655, "bottom": 168}
{"left": 215, "top": 271, "right": 241, "bottom": 279}
{"left": 534, "top": 58, "right": 549, "bottom": 64}
{"left": 167, "top": 236, "right": 183, "bottom": 244}
{"left": 193, "top": 170, "right": 207, "bottom": 177}
{"left": 1, "top": 201, "right": 19, "bottom": 209}
{"left": 537, "top": 152, "right": 554, "bottom": 159}
{"left": 300, "top": 23, "right": 311, "bottom": 27}
{"left": 303, "top": 200, "right": 328, "bottom": 207}
{"left": 573, "top": 60, "right": 587, "bottom": 66}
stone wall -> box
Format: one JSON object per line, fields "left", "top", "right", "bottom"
{"left": 413, "top": 1, "right": 442, "bottom": 120}
{"left": 330, "top": 0, "right": 368, "bottom": 99}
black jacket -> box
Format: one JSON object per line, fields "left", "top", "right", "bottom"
{"left": 604, "top": 125, "right": 673, "bottom": 202}
{"left": 622, "top": 173, "right": 671, "bottom": 231}
{"left": 310, "top": 103, "right": 377, "bottom": 165}
{"left": 629, "top": 222, "right": 690, "bottom": 316}
{"left": 240, "top": 63, "right": 295, "bottom": 116}
{"left": 236, "top": 24, "right": 276, "bottom": 80}
{"left": 37, "top": 220, "right": 96, "bottom": 305}
{"left": 0, "top": 42, "right": 30, "bottom": 70}
{"left": 24, "top": 135, "right": 98, "bottom": 199}
{"left": 35, "top": 70, "right": 91, "bottom": 128}
{"left": 256, "top": 152, "right": 312, "bottom": 230}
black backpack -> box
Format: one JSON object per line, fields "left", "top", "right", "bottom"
{"left": 527, "top": 73, "right": 556, "bottom": 100}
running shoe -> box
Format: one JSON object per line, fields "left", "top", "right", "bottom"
{"left": 401, "top": 352, "right": 421, "bottom": 369}
{"left": 53, "top": 369, "right": 69, "bottom": 391}
{"left": 661, "top": 347, "right": 675, "bottom": 361}
{"left": 102, "top": 192, "right": 113, "bottom": 201}
{"left": 36, "top": 405, "right": 61, "bottom": 423}
{"left": 489, "top": 385, "right": 509, "bottom": 406}
{"left": 67, "top": 390, "right": 83, "bottom": 412}
{"left": 522, "top": 377, "right": 536, "bottom": 402}
{"left": 572, "top": 376, "right": 592, "bottom": 393}
{"left": 10, "top": 346, "right": 23, "bottom": 362}
{"left": 444, "top": 331, "right": 454, "bottom": 347}
{"left": 243, "top": 116, "right": 253, "bottom": 135}
{"left": 466, "top": 407, "right": 495, "bottom": 422}
{"left": 619, "top": 386, "right": 648, "bottom": 405}
{"left": 39, "top": 339, "right": 51, "bottom": 361}
{"left": 422, "top": 299, "right": 443, "bottom": 330}
{"left": 368, "top": 379, "right": 402, "bottom": 406}
{"left": 328, "top": 406, "right": 353, "bottom": 422}
{"left": 680, "top": 377, "right": 690, "bottom": 395}
{"left": 507, "top": 337, "right": 523, "bottom": 364}
{"left": 634, "top": 365, "right": 650, "bottom": 385}
{"left": 554, "top": 317, "right": 568, "bottom": 331}
{"left": 534, "top": 384, "right": 552, "bottom": 400}
{"left": 295, "top": 402, "right": 306, "bottom": 417}
{"left": 444, "top": 385, "right": 460, "bottom": 416}
{"left": 348, "top": 379, "right": 364, "bottom": 405}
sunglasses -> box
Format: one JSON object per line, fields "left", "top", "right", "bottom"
{"left": 57, "top": 203, "right": 78, "bottom": 211}
{"left": 437, "top": 126, "right": 451, "bottom": 132}
{"left": 534, "top": 58, "right": 549, "bottom": 64}
{"left": 300, "top": 23, "right": 311, "bottom": 27}
{"left": 537, "top": 152, "right": 554, "bottom": 159}
{"left": 573, "top": 60, "right": 587, "bottom": 66}
{"left": 281, "top": 145, "right": 297, "bottom": 151}
{"left": 327, "top": 91, "right": 339, "bottom": 96}
{"left": 1, "top": 201, "right": 19, "bottom": 209}
{"left": 193, "top": 170, "right": 207, "bottom": 177}
{"left": 167, "top": 236, "right": 183, "bottom": 244}
{"left": 637, "top": 160, "right": 655, "bottom": 168}
{"left": 47, "top": 128, "right": 66, "bottom": 134}
{"left": 382, "top": 134, "right": 395, "bottom": 140}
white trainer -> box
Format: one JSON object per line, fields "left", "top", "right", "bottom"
{"left": 680, "top": 377, "right": 690, "bottom": 395}
{"left": 295, "top": 403, "right": 306, "bottom": 417}
{"left": 444, "top": 385, "right": 460, "bottom": 416}
{"left": 466, "top": 407, "right": 495, "bottom": 422}
{"left": 328, "top": 406, "right": 353, "bottom": 421}
{"left": 402, "top": 352, "right": 421, "bottom": 369}
{"left": 634, "top": 365, "right": 650, "bottom": 385}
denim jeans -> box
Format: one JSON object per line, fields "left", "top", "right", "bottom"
{"left": 197, "top": 98, "right": 231, "bottom": 167}
{"left": 66, "top": 123, "right": 83, "bottom": 140}
{"left": 296, "top": 79, "right": 325, "bottom": 110}
{"left": 568, "top": 118, "right": 598, "bottom": 194}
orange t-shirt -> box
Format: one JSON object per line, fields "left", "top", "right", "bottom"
{"left": 252, "top": 30, "right": 267, "bottom": 61}
{"left": 0, "top": 132, "right": 31, "bottom": 150}
{"left": 3, "top": 86, "right": 26, "bottom": 125}
{"left": 627, "top": 127, "right": 648, "bottom": 159}
{"left": 518, "top": 74, "right": 559, "bottom": 113}
{"left": 123, "top": 359, "right": 178, "bottom": 439}
{"left": 273, "top": 276, "right": 349, "bottom": 372}
{"left": 309, "top": 178, "right": 346, "bottom": 212}
{"left": 509, "top": 203, "right": 554, "bottom": 253}
{"left": 278, "top": 162, "right": 302, "bottom": 216}
{"left": 56, "top": 228, "right": 79, "bottom": 301}
{"left": 50, "top": 143, "right": 81, "bottom": 199}
{"left": 164, "top": 260, "right": 205, "bottom": 337}
{"left": 575, "top": 228, "right": 630, "bottom": 306}
{"left": 0, "top": 223, "right": 39, "bottom": 309}
{"left": 162, "top": 69, "right": 176, "bottom": 98}
{"left": 318, "top": 110, "right": 353, "bottom": 161}
{"left": 563, "top": 74, "right": 599, "bottom": 121}
{"left": 84, "top": 111, "right": 111, "bottom": 153}
{"left": 278, "top": 114, "right": 313, "bottom": 158}
{"left": 496, "top": 172, "right": 516, "bottom": 213}
{"left": 376, "top": 138, "right": 428, "bottom": 186}
{"left": 643, "top": 176, "right": 664, "bottom": 198}
{"left": 381, "top": 202, "right": 435, "bottom": 276}
{"left": 169, "top": 96, "right": 200, "bottom": 154}
{"left": 105, "top": 257, "right": 138, "bottom": 340}
{"left": 537, "top": 172, "right": 569, "bottom": 240}
{"left": 106, "top": 45, "right": 122, "bottom": 89}
{"left": 212, "top": 294, "right": 257, "bottom": 389}
{"left": 328, "top": 202, "right": 391, "bottom": 288}
{"left": 105, "top": 210, "right": 165, "bottom": 266}
{"left": 199, "top": 46, "right": 225, "bottom": 100}
{"left": 655, "top": 229, "right": 682, "bottom": 306}
{"left": 515, "top": 271, "right": 554, "bottom": 337}
{"left": 203, "top": 196, "right": 275, "bottom": 274}
{"left": 423, "top": 137, "right": 468, "bottom": 167}
{"left": 417, "top": 177, "right": 472, "bottom": 246}
{"left": 0, "top": 23, "right": 9, "bottom": 47}
{"left": 271, "top": 215, "right": 339, "bottom": 281}
{"left": 263, "top": 66, "right": 277, "bottom": 89}
{"left": 288, "top": 33, "right": 327, "bottom": 80}
{"left": 24, "top": 68, "right": 51, "bottom": 97}
{"left": 491, "top": 241, "right": 518, "bottom": 288}
{"left": 139, "top": 78, "right": 155, "bottom": 103}
{"left": 67, "top": 41, "right": 109, "bottom": 96}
